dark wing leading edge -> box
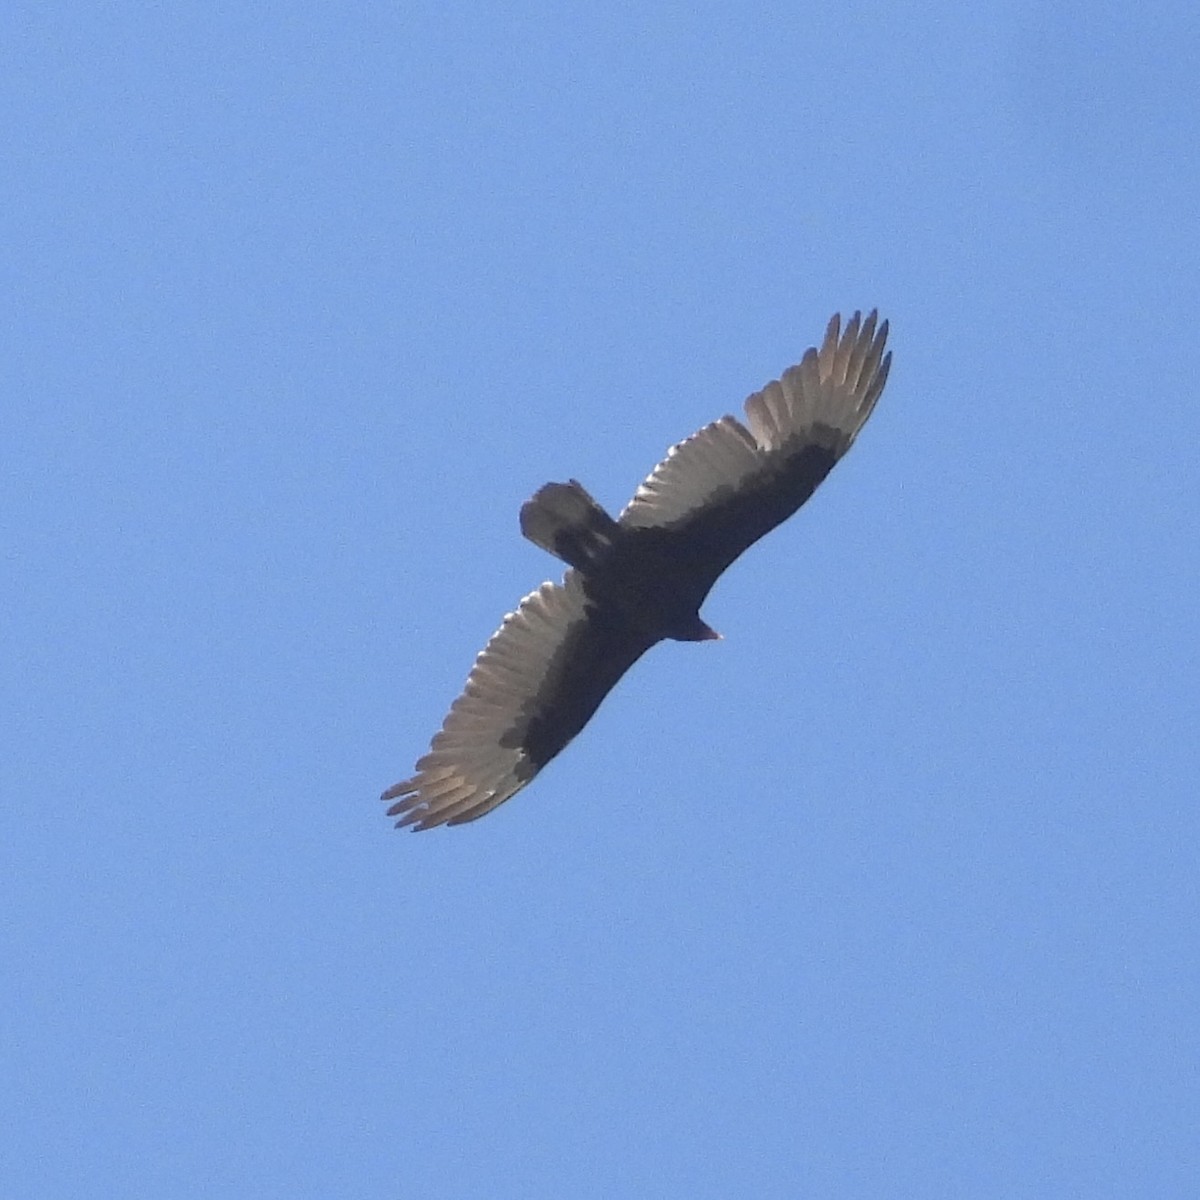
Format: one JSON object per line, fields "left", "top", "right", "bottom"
{"left": 618, "top": 310, "right": 891, "bottom": 601}
{"left": 382, "top": 570, "right": 659, "bottom": 831}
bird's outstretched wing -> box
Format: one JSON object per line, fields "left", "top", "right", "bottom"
{"left": 617, "top": 310, "right": 890, "bottom": 598}
{"left": 383, "top": 570, "right": 658, "bottom": 830}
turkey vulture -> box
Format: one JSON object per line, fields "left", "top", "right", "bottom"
{"left": 384, "top": 310, "right": 891, "bottom": 830}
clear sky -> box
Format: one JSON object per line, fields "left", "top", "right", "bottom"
{"left": 4, "top": 2, "right": 1198, "bottom": 1196}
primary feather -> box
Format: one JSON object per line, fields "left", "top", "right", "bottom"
{"left": 383, "top": 311, "right": 891, "bottom": 830}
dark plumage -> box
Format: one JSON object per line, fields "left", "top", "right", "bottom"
{"left": 383, "top": 310, "right": 891, "bottom": 830}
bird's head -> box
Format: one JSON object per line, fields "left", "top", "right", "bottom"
{"left": 676, "top": 615, "right": 722, "bottom": 642}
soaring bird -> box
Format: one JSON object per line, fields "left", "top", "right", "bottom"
{"left": 384, "top": 310, "right": 891, "bottom": 830}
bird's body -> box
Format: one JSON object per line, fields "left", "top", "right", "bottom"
{"left": 384, "top": 311, "right": 891, "bottom": 830}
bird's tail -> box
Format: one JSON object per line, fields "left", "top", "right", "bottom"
{"left": 519, "top": 479, "right": 622, "bottom": 572}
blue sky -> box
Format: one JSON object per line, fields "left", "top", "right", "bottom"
{"left": 4, "top": 2, "right": 1198, "bottom": 1196}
